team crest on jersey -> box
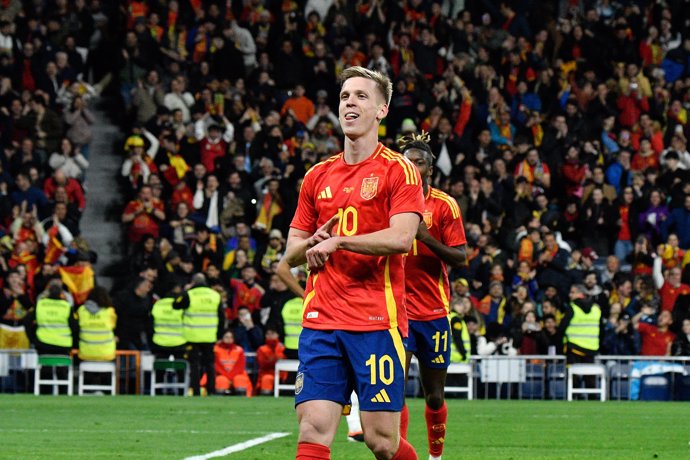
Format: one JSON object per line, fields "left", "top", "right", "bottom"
{"left": 360, "top": 177, "right": 379, "bottom": 200}
{"left": 295, "top": 372, "right": 304, "bottom": 395}
{"left": 423, "top": 211, "right": 433, "bottom": 229}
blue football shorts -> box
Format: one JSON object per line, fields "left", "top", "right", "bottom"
{"left": 295, "top": 327, "right": 406, "bottom": 411}
{"left": 406, "top": 317, "right": 452, "bottom": 369}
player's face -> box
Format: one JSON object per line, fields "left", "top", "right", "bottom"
{"left": 339, "top": 77, "right": 387, "bottom": 139}
{"left": 404, "top": 148, "right": 431, "bottom": 181}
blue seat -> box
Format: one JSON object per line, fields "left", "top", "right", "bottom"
{"left": 609, "top": 363, "right": 630, "bottom": 400}
{"left": 547, "top": 363, "right": 566, "bottom": 400}
{"left": 639, "top": 375, "right": 671, "bottom": 401}
{"left": 673, "top": 375, "right": 690, "bottom": 401}
{"left": 521, "top": 362, "right": 544, "bottom": 399}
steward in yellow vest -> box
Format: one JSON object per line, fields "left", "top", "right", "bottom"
{"left": 281, "top": 296, "right": 304, "bottom": 359}
{"left": 173, "top": 273, "right": 222, "bottom": 395}
{"left": 449, "top": 311, "right": 471, "bottom": 363}
{"left": 151, "top": 290, "right": 186, "bottom": 358}
{"left": 76, "top": 286, "right": 117, "bottom": 361}
{"left": 24, "top": 280, "right": 75, "bottom": 355}
{"left": 560, "top": 284, "right": 602, "bottom": 364}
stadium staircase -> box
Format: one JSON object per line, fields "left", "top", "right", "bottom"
{"left": 79, "top": 103, "right": 122, "bottom": 291}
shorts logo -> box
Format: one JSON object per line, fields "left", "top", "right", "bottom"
{"left": 431, "top": 355, "right": 445, "bottom": 364}
{"left": 360, "top": 177, "right": 379, "bottom": 200}
{"left": 295, "top": 372, "right": 304, "bottom": 395}
{"left": 423, "top": 211, "right": 433, "bottom": 229}
{"left": 306, "top": 311, "right": 319, "bottom": 319}
{"left": 370, "top": 389, "right": 391, "bottom": 403}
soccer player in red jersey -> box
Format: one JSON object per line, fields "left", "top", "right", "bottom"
{"left": 399, "top": 132, "right": 467, "bottom": 460}
{"left": 285, "top": 66, "right": 424, "bottom": 460}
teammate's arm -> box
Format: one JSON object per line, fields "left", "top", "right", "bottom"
{"left": 276, "top": 258, "right": 305, "bottom": 297}
{"left": 306, "top": 212, "right": 419, "bottom": 269}
{"left": 416, "top": 223, "right": 467, "bottom": 267}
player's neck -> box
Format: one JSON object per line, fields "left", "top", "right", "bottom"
{"left": 423, "top": 181, "right": 430, "bottom": 197}
{"left": 343, "top": 131, "right": 379, "bottom": 164}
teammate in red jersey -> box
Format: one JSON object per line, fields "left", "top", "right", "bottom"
{"left": 399, "top": 132, "right": 467, "bottom": 460}
{"left": 285, "top": 66, "right": 424, "bottom": 460}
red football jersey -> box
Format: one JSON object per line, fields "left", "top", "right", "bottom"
{"left": 291, "top": 143, "right": 424, "bottom": 334}
{"left": 405, "top": 187, "right": 467, "bottom": 321}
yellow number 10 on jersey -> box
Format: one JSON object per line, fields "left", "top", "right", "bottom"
{"left": 335, "top": 206, "right": 358, "bottom": 236}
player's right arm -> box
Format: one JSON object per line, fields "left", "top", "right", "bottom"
{"left": 284, "top": 214, "right": 340, "bottom": 268}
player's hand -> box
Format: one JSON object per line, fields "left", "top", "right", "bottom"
{"left": 306, "top": 236, "right": 340, "bottom": 271}
{"left": 307, "top": 214, "right": 339, "bottom": 248}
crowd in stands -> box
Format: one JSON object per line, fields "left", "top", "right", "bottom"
{"left": 3, "top": 0, "right": 690, "bottom": 395}
{"left": 0, "top": 0, "right": 114, "bottom": 352}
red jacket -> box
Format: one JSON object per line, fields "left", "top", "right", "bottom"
{"left": 43, "top": 177, "right": 86, "bottom": 211}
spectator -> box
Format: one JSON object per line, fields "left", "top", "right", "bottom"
{"left": 602, "top": 312, "right": 639, "bottom": 355}
{"left": 48, "top": 138, "right": 89, "bottom": 181}
{"left": 63, "top": 95, "right": 95, "bottom": 159}
{"left": 671, "top": 318, "right": 690, "bottom": 356}
{"left": 122, "top": 185, "right": 166, "bottom": 244}
{"left": 113, "top": 276, "right": 153, "bottom": 351}
{"left": 255, "top": 326, "right": 286, "bottom": 396}
{"left": 536, "top": 314, "right": 563, "bottom": 355}
{"left": 634, "top": 307, "right": 675, "bottom": 356}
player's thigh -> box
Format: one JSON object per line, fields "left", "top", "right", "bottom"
{"left": 409, "top": 317, "right": 452, "bottom": 369}
{"left": 296, "top": 400, "right": 343, "bottom": 445}
{"left": 360, "top": 410, "right": 401, "bottom": 449}
{"left": 343, "top": 328, "right": 406, "bottom": 412}
{"left": 296, "top": 328, "right": 352, "bottom": 406}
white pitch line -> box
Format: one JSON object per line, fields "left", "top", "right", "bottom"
{"left": 183, "top": 432, "right": 290, "bottom": 460}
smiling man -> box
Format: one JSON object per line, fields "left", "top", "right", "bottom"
{"left": 284, "top": 66, "right": 424, "bottom": 460}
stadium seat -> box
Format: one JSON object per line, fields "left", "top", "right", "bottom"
{"left": 639, "top": 375, "right": 671, "bottom": 401}
{"left": 274, "top": 359, "right": 300, "bottom": 397}
{"left": 78, "top": 361, "right": 116, "bottom": 395}
{"left": 674, "top": 375, "right": 690, "bottom": 401}
{"left": 608, "top": 363, "right": 631, "bottom": 400}
{"left": 567, "top": 364, "right": 607, "bottom": 401}
{"left": 445, "top": 362, "right": 473, "bottom": 400}
{"left": 151, "top": 359, "right": 189, "bottom": 396}
{"left": 521, "top": 362, "right": 545, "bottom": 399}
{"left": 547, "top": 363, "right": 566, "bottom": 399}
{"left": 34, "top": 355, "right": 73, "bottom": 396}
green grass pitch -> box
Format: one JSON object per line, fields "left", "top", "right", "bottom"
{"left": 1, "top": 395, "right": 688, "bottom": 459}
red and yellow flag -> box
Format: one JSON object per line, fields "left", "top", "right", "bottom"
{"left": 59, "top": 265, "right": 95, "bottom": 305}
{"left": 44, "top": 227, "right": 65, "bottom": 264}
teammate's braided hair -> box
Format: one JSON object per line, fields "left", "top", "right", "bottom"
{"left": 397, "top": 131, "right": 435, "bottom": 167}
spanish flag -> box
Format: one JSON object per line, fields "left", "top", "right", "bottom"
{"left": 254, "top": 193, "right": 282, "bottom": 232}
{"left": 44, "top": 226, "right": 65, "bottom": 264}
{"left": 59, "top": 265, "right": 95, "bottom": 305}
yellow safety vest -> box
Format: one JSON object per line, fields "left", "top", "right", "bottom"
{"left": 449, "top": 312, "right": 470, "bottom": 363}
{"left": 36, "top": 298, "right": 72, "bottom": 348}
{"left": 281, "top": 297, "right": 304, "bottom": 351}
{"left": 565, "top": 302, "right": 601, "bottom": 352}
{"left": 152, "top": 297, "right": 186, "bottom": 348}
{"left": 78, "top": 305, "right": 116, "bottom": 361}
{"left": 183, "top": 287, "right": 220, "bottom": 343}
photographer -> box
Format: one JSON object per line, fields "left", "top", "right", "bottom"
{"left": 601, "top": 312, "right": 640, "bottom": 355}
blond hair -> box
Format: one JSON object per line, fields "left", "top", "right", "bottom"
{"left": 339, "top": 66, "right": 393, "bottom": 106}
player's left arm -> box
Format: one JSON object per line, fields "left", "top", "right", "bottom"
{"left": 416, "top": 223, "right": 467, "bottom": 268}
{"left": 418, "top": 194, "right": 468, "bottom": 267}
